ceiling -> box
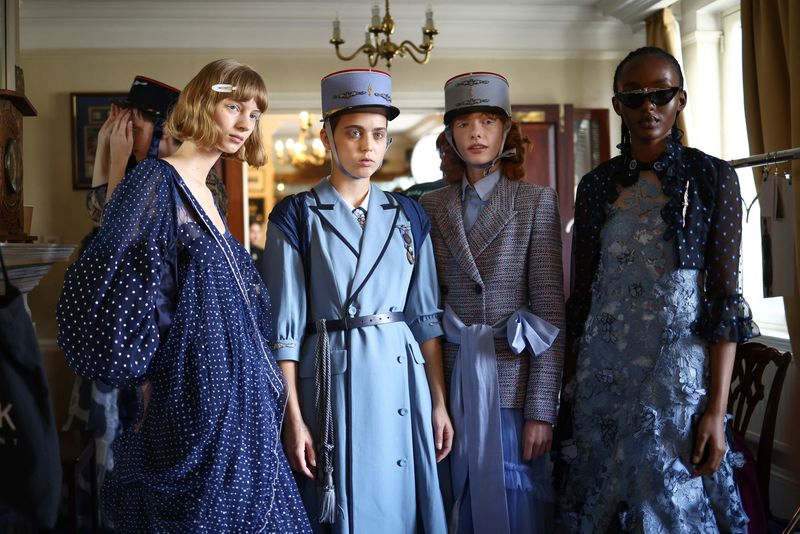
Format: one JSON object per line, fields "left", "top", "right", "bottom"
{"left": 19, "top": 0, "right": 673, "bottom": 58}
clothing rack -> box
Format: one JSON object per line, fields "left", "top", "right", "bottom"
{"left": 729, "top": 146, "right": 800, "bottom": 169}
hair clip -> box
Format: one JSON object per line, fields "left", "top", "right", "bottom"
{"left": 212, "top": 84, "right": 237, "bottom": 93}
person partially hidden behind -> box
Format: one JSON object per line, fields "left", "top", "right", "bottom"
{"left": 86, "top": 75, "right": 228, "bottom": 226}
{"left": 249, "top": 219, "right": 267, "bottom": 282}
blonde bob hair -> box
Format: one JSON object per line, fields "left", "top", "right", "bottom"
{"left": 166, "top": 59, "right": 269, "bottom": 167}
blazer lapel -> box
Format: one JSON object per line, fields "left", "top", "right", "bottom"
{"left": 467, "top": 177, "right": 518, "bottom": 260}
{"left": 347, "top": 185, "right": 400, "bottom": 305}
{"left": 309, "top": 178, "right": 362, "bottom": 259}
{"left": 436, "top": 184, "right": 483, "bottom": 285}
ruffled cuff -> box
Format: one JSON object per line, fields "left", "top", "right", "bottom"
{"left": 407, "top": 312, "right": 444, "bottom": 344}
{"left": 692, "top": 294, "right": 760, "bottom": 344}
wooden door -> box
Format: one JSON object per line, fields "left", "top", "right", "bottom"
{"left": 513, "top": 106, "right": 611, "bottom": 298}
{"left": 215, "top": 158, "right": 245, "bottom": 243}
{"left": 513, "top": 104, "right": 574, "bottom": 297}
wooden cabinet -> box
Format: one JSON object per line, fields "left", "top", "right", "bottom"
{"left": 0, "top": 89, "right": 36, "bottom": 242}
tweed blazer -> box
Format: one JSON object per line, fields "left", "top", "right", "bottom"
{"left": 420, "top": 177, "right": 565, "bottom": 424}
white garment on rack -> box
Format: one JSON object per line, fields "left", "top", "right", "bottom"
{"left": 759, "top": 171, "right": 795, "bottom": 297}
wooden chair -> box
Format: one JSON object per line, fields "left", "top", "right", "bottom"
{"left": 727, "top": 341, "right": 793, "bottom": 518}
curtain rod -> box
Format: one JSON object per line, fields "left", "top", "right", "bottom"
{"left": 729, "top": 147, "right": 800, "bottom": 169}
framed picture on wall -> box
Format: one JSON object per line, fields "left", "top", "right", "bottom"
{"left": 70, "top": 92, "right": 126, "bottom": 189}
{"left": 247, "top": 165, "right": 265, "bottom": 192}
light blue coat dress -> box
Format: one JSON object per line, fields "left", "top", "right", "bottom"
{"left": 264, "top": 178, "right": 447, "bottom": 534}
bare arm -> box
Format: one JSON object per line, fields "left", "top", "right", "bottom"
{"left": 91, "top": 104, "right": 120, "bottom": 188}
{"left": 692, "top": 340, "right": 736, "bottom": 476}
{"left": 420, "top": 337, "right": 453, "bottom": 461}
{"left": 278, "top": 360, "right": 316, "bottom": 479}
{"left": 105, "top": 110, "right": 134, "bottom": 202}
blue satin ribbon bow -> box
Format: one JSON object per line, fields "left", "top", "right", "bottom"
{"left": 442, "top": 305, "right": 558, "bottom": 534}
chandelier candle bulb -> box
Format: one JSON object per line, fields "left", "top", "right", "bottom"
{"left": 372, "top": 4, "right": 381, "bottom": 27}
{"left": 273, "top": 111, "right": 327, "bottom": 167}
{"left": 329, "top": 0, "right": 438, "bottom": 68}
{"left": 312, "top": 138, "right": 325, "bottom": 158}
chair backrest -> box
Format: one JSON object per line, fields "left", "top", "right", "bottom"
{"left": 727, "top": 341, "right": 792, "bottom": 516}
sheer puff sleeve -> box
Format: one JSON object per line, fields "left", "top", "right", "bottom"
{"left": 693, "top": 161, "right": 760, "bottom": 343}
{"left": 565, "top": 167, "right": 608, "bottom": 355}
{"left": 57, "top": 159, "right": 175, "bottom": 387}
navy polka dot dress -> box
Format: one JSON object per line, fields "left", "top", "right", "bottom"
{"left": 57, "top": 159, "right": 311, "bottom": 533}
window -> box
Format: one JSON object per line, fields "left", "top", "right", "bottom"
{"left": 720, "top": 9, "right": 789, "bottom": 339}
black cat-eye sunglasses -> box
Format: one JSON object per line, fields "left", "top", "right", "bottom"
{"left": 614, "top": 87, "right": 682, "bottom": 109}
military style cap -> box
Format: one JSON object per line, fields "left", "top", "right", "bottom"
{"left": 443, "top": 72, "right": 511, "bottom": 125}
{"left": 120, "top": 75, "right": 181, "bottom": 119}
{"left": 321, "top": 69, "right": 400, "bottom": 121}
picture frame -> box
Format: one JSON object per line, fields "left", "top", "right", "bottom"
{"left": 70, "top": 92, "right": 126, "bottom": 189}
{"left": 247, "top": 165, "right": 266, "bottom": 192}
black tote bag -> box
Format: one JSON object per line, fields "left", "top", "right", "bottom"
{"left": 0, "top": 247, "right": 61, "bottom": 528}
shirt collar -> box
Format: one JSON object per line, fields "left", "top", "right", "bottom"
{"left": 461, "top": 170, "right": 502, "bottom": 201}
{"left": 327, "top": 177, "right": 371, "bottom": 211}
{"left": 357, "top": 187, "right": 370, "bottom": 211}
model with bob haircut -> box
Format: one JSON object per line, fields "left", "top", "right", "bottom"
{"left": 57, "top": 58, "right": 311, "bottom": 532}
{"left": 419, "top": 72, "right": 564, "bottom": 534}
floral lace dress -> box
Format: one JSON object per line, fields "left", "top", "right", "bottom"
{"left": 560, "top": 172, "right": 748, "bottom": 533}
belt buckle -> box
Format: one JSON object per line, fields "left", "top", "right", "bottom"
{"left": 343, "top": 316, "right": 353, "bottom": 330}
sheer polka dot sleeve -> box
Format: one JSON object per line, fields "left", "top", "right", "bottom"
{"left": 693, "top": 162, "right": 759, "bottom": 343}
{"left": 57, "top": 159, "right": 175, "bottom": 386}
{"left": 566, "top": 168, "right": 607, "bottom": 356}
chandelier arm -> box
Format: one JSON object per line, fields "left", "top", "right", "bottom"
{"left": 368, "top": 51, "right": 380, "bottom": 68}
{"left": 398, "top": 40, "right": 432, "bottom": 65}
{"left": 334, "top": 43, "right": 377, "bottom": 62}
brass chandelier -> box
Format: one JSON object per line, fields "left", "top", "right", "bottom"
{"left": 330, "top": 0, "right": 439, "bottom": 69}
{"left": 274, "top": 111, "right": 327, "bottom": 167}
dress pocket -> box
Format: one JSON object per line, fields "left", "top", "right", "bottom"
{"left": 298, "top": 349, "right": 348, "bottom": 378}
{"left": 406, "top": 343, "right": 426, "bottom": 364}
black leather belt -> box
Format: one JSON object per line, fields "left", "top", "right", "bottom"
{"left": 306, "top": 312, "right": 406, "bottom": 334}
